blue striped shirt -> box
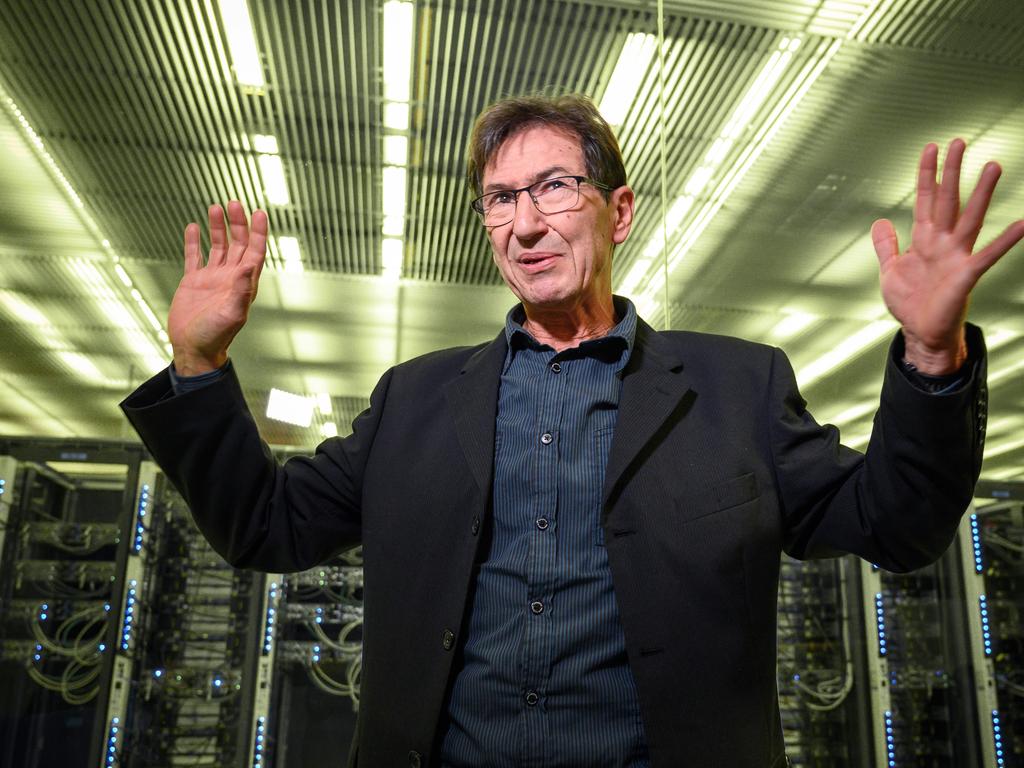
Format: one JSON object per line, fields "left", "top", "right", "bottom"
{"left": 441, "top": 297, "right": 649, "bottom": 767}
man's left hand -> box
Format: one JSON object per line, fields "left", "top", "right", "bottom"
{"left": 871, "top": 139, "right": 1024, "bottom": 374}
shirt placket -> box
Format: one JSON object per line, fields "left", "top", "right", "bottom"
{"left": 520, "top": 351, "right": 567, "bottom": 768}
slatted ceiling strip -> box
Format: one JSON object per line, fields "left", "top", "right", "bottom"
{"left": 413, "top": 1, "right": 442, "bottom": 282}
{"left": 325, "top": 4, "right": 352, "bottom": 275}
{"left": 261, "top": 1, "right": 302, "bottom": 268}
{"left": 346, "top": 0, "right": 370, "bottom": 275}
{"left": 315, "top": 5, "right": 342, "bottom": 274}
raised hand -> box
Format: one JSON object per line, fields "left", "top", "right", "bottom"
{"left": 168, "top": 201, "right": 268, "bottom": 375}
{"left": 871, "top": 139, "right": 1024, "bottom": 374}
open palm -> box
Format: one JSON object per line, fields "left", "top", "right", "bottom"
{"left": 871, "top": 140, "right": 1024, "bottom": 374}
{"left": 168, "top": 201, "right": 268, "bottom": 375}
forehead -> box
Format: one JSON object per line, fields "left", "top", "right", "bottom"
{"left": 483, "top": 125, "right": 586, "bottom": 187}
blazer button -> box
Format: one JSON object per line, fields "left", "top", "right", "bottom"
{"left": 408, "top": 750, "right": 422, "bottom": 768}
{"left": 442, "top": 629, "right": 455, "bottom": 651}
{"left": 471, "top": 515, "right": 480, "bottom": 536}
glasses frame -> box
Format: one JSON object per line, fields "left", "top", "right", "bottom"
{"left": 470, "top": 175, "right": 614, "bottom": 227}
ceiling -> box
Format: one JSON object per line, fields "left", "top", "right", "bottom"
{"left": 0, "top": 0, "right": 1022, "bottom": 482}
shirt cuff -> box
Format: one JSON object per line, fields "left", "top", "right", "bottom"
{"left": 168, "top": 360, "right": 230, "bottom": 395}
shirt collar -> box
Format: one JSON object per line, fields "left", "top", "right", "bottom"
{"left": 503, "top": 296, "right": 637, "bottom": 373}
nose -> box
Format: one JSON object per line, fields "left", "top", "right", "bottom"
{"left": 510, "top": 189, "right": 547, "bottom": 240}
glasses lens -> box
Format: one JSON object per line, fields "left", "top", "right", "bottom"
{"left": 533, "top": 177, "right": 579, "bottom": 215}
{"left": 479, "top": 191, "right": 516, "bottom": 226}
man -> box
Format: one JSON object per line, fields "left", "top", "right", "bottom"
{"left": 122, "top": 94, "right": 1022, "bottom": 767}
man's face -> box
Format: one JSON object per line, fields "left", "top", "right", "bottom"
{"left": 481, "top": 125, "right": 634, "bottom": 314}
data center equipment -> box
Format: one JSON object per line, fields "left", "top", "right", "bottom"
{"left": 960, "top": 488, "right": 1024, "bottom": 767}
{"left": 777, "top": 554, "right": 871, "bottom": 766}
{"left": 4, "top": 434, "right": 1023, "bottom": 766}
{"left": 0, "top": 439, "right": 153, "bottom": 768}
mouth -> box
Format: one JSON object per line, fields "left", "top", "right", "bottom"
{"left": 517, "top": 252, "right": 558, "bottom": 271}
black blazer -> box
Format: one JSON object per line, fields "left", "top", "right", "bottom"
{"left": 121, "top": 319, "right": 987, "bottom": 767}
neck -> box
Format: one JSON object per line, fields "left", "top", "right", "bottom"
{"left": 521, "top": 296, "right": 617, "bottom": 352}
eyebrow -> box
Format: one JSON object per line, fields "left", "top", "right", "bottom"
{"left": 482, "top": 165, "right": 577, "bottom": 194}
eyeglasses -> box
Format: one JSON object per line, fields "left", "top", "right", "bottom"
{"left": 470, "top": 175, "right": 613, "bottom": 227}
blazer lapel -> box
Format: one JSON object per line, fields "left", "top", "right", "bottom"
{"left": 444, "top": 331, "right": 507, "bottom": 494}
{"left": 602, "top": 319, "right": 694, "bottom": 511}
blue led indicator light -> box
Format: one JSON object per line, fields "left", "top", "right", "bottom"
{"left": 979, "top": 595, "right": 993, "bottom": 656}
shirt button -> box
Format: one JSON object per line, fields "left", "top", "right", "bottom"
{"left": 525, "top": 690, "right": 540, "bottom": 706}
{"left": 530, "top": 600, "right": 544, "bottom": 615}
{"left": 535, "top": 517, "right": 549, "bottom": 531}
{"left": 540, "top": 432, "right": 553, "bottom": 445}
{"left": 442, "top": 629, "right": 455, "bottom": 651}
{"left": 471, "top": 515, "right": 480, "bottom": 536}
{"left": 550, "top": 362, "right": 561, "bottom": 373}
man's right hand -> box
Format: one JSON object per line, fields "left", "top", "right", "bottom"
{"left": 169, "top": 201, "right": 268, "bottom": 376}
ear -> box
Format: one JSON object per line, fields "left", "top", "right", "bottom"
{"left": 609, "top": 185, "right": 635, "bottom": 245}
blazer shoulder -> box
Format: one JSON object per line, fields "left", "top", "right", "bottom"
{"left": 391, "top": 337, "right": 498, "bottom": 381}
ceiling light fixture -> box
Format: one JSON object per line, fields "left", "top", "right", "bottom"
{"left": 218, "top": 0, "right": 265, "bottom": 88}
{"left": 276, "top": 236, "right": 303, "bottom": 273}
{"left": 379, "top": 1, "right": 415, "bottom": 281}
{"left": 599, "top": 32, "right": 658, "bottom": 127}
{"left": 266, "top": 388, "right": 314, "bottom": 427}
{"left": 625, "top": 34, "right": 847, "bottom": 313}
{"left": 258, "top": 154, "right": 289, "bottom": 205}
{"left": 797, "top": 319, "right": 897, "bottom": 390}
{"left": 769, "top": 312, "right": 818, "bottom": 341}
{"left": 2, "top": 88, "right": 173, "bottom": 362}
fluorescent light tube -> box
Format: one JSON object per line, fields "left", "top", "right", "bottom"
{"left": 384, "top": 134, "right": 409, "bottom": 166}
{"left": 769, "top": 312, "right": 816, "bottom": 340}
{"left": 382, "top": 166, "right": 407, "bottom": 236}
{"left": 383, "top": 1, "right": 414, "bottom": 102}
{"left": 320, "top": 422, "right": 339, "bottom": 438}
{"left": 277, "top": 236, "right": 303, "bottom": 273}
{"left": 57, "top": 351, "right": 106, "bottom": 384}
{"left": 218, "top": 0, "right": 265, "bottom": 88}
{"left": 252, "top": 134, "right": 279, "bottom": 154}
{"left": 267, "top": 388, "right": 314, "bottom": 427}
{"left": 797, "top": 319, "right": 896, "bottom": 389}
{"left": 599, "top": 32, "right": 658, "bottom": 126}
{"left": 620, "top": 258, "right": 652, "bottom": 296}
{"left": 985, "top": 436, "right": 1024, "bottom": 459}
{"left": 384, "top": 102, "right": 410, "bottom": 131}
{"left": 382, "top": 238, "right": 403, "bottom": 279}
{"left": 317, "top": 393, "right": 333, "bottom": 415}
{"left": 258, "top": 154, "right": 290, "bottom": 205}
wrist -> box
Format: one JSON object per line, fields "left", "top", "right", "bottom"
{"left": 172, "top": 349, "right": 228, "bottom": 377}
{"left": 901, "top": 328, "right": 967, "bottom": 375}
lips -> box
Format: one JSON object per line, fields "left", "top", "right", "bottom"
{"left": 518, "top": 253, "right": 558, "bottom": 271}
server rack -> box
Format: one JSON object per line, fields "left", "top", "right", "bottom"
{"left": 960, "top": 490, "right": 1024, "bottom": 768}
{"left": 268, "top": 551, "right": 363, "bottom": 767}
{"left": 860, "top": 545, "right": 983, "bottom": 767}
{"left": 0, "top": 439, "right": 148, "bottom": 768}
{"left": 122, "top": 479, "right": 268, "bottom": 768}
{"left": 777, "top": 554, "right": 871, "bottom": 767}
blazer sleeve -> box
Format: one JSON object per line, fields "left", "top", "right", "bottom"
{"left": 120, "top": 361, "right": 392, "bottom": 572}
{"left": 773, "top": 323, "right": 987, "bottom": 572}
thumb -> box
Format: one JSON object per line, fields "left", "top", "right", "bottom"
{"left": 871, "top": 219, "right": 899, "bottom": 270}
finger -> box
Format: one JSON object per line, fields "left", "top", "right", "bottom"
{"left": 226, "top": 200, "right": 250, "bottom": 264}
{"left": 247, "top": 209, "right": 269, "bottom": 286}
{"left": 913, "top": 143, "right": 939, "bottom": 226}
{"left": 934, "top": 138, "right": 965, "bottom": 230}
{"left": 969, "top": 219, "right": 1024, "bottom": 280}
{"left": 183, "top": 222, "right": 203, "bottom": 273}
{"left": 871, "top": 219, "right": 900, "bottom": 270}
{"left": 207, "top": 204, "right": 227, "bottom": 266}
{"left": 953, "top": 161, "right": 1001, "bottom": 250}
